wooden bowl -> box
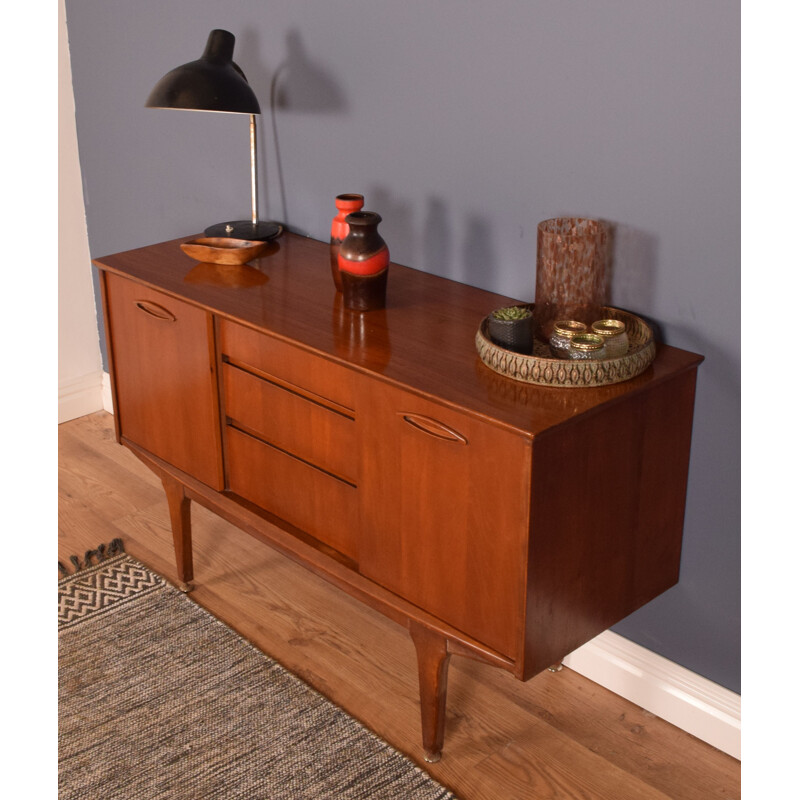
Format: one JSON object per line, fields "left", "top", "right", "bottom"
{"left": 180, "top": 237, "right": 269, "bottom": 265}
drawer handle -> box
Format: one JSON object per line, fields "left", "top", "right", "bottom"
{"left": 401, "top": 413, "right": 468, "bottom": 445}
{"left": 134, "top": 300, "right": 177, "bottom": 322}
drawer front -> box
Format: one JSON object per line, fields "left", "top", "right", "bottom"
{"left": 226, "top": 427, "right": 358, "bottom": 561}
{"left": 219, "top": 319, "right": 355, "bottom": 413}
{"left": 223, "top": 364, "right": 357, "bottom": 484}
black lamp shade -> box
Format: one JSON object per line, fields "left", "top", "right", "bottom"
{"left": 145, "top": 29, "right": 260, "bottom": 114}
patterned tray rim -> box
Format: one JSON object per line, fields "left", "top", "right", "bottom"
{"left": 475, "top": 305, "right": 656, "bottom": 388}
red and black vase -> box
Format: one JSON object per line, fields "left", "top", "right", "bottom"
{"left": 338, "top": 211, "right": 390, "bottom": 311}
{"left": 329, "top": 193, "right": 364, "bottom": 291}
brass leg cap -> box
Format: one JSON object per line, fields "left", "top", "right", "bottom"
{"left": 177, "top": 581, "right": 195, "bottom": 593}
{"left": 548, "top": 663, "right": 564, "bottom": 673}
{"left": 424, "top": 750, "right": 442, "bottom": 763}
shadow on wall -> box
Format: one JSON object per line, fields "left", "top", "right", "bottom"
{"left": 597, "top": 221, "right": 734, "bottom": 385}
{"left": 272, "top": 30, "right": 348, "bottom": 112}
{"left": 365, "top": 191, "right": 500, "bottom": 293}
{"left": 660, "top": 321, "right": 738, "bottom": 397}
{"left": 238, "top": 28, "right": 348, "bottom": 231}
{"left": 364, "top": 186, "right": 415, "bottom": 266}
{"left": 602, "top": 222, "right": 734, "bottom": 383}
{"left": 237, "top": 27, "right": 348, "bottom": 113}
{"left": 604, "top": 221, "right": 659, "bottom": 326}
{"left": 422, "top": 198, "right": 452, "bottom": 278}
{"left": 419, "top": 199, "right": 499, "bottom": 291}
{"left": 346, "top": 201, "right": 662, "bottom": 311}
{"left": 461, "top": 215, "right": 497, "bottom": 290}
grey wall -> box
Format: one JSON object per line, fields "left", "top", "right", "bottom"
{"left": 65, "top": 0, "right": 740, "bottom": 692}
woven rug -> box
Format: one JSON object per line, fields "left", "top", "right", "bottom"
{"left": 58, "top": 541, "right": 457, "bottom": 800}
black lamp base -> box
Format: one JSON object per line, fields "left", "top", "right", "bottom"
{"left": 204, "top": 220, "right": 283, "bottom": 241}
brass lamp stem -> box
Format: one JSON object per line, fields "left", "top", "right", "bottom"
{"left": 249, "top": 114, "right": 258, "bottom": 226}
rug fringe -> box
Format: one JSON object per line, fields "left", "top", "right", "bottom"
{"left": 58, "top": 538, "right": 126, "bottom": 578}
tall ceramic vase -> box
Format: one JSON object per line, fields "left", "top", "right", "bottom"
{"left": 330, "top": 193, "right": 364, "bottom": 291}
{"left": 338, "top": 211, "right": 389, "bottom": 312}
{"left": 534, "top": 217, "right": 609, "bottom": 340}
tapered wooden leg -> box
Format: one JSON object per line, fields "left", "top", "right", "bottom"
{"left": 162, "top": 475, "right": 194, "bottom": 592}
{"left": 410, "top": 622, "right": 451, "bottom": 763}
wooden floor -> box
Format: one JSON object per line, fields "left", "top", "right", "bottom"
{"left": 59, "top": 412, "right": 740, "bottom": 800}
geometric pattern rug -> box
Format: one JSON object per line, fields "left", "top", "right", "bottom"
{"left": 58, "top": 541, "right": 458, "bottom": 800}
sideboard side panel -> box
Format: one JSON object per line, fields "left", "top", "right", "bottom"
{"left": 99, "top": 270, "right": 122, "bottom": 443}
{"left": 522, "top": 367, "right": 699, "bottom": 678}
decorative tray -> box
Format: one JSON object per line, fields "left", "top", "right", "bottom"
{"left": 475, "top": 305, "right": 656, "bottom": 388}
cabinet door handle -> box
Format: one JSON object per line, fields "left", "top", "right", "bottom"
{"left": 401, "top": 413, "right": 468, "bottom": 445}
{"left": 134, "top": 300, "right": 177, "bottom": 322}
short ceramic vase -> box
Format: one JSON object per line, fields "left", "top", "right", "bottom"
{"left": 330, "top": 193, "right": 365, "bottom": 291}
{"left": 338, "top": 211, "right": 390, "bottom": 312}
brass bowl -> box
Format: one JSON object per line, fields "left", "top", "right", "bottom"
{"left": 180, "top": 237, "right": 269, "bottom": 265}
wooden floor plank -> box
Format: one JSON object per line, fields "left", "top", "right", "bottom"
{"left": 58, "top": 412, "right": 741, "bottom": 800}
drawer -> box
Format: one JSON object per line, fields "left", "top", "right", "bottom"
{"left": 219, "top": 319, "right": 355, "bottom": 413}
{"left": 226, "top": 426, "right": 358, "bottom": 561}
{"left": 223, "top": 363, "right": 357, "bottom": 484}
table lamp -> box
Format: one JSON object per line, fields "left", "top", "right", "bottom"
{"left": 145, "top": 29, "right": 281, "bottom": 241}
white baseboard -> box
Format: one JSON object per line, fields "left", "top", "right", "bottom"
{"left": 63, "top": 379, "right": 741, "bottom": 760}
{"left": 101, "top": 370, "right": 114, "bottom": 414}
{"left": 58, "top": 370, "right": 106, "bottom": 423}
{"left": 563, "top": 630, "right": 740, "bottom": 759}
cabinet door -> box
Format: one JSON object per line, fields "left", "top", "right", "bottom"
{"left": 103, "top": 272, "right": 223, "bottom": 489}
{"left": 359, "top": 381, "right": 530, "bottom": 659}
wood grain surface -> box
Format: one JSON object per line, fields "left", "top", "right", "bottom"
{"left": 94, "top": 233, "right": 703, "bottom": 438}
{"left": 59, "top": 412, "right": 740, "bottom": 800}
{"left": 101, "top": 271, "right": 224, "bottom": 489}
{"left": 94, "top": 233, "right": 707, "bottom": 762}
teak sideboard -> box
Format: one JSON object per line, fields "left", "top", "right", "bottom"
{"left": 95, "top": 232, "right": 703, "bottom": 762}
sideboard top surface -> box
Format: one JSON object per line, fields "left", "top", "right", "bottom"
{"left": 94, "top": 233, "right": 703, "bottom": 437}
